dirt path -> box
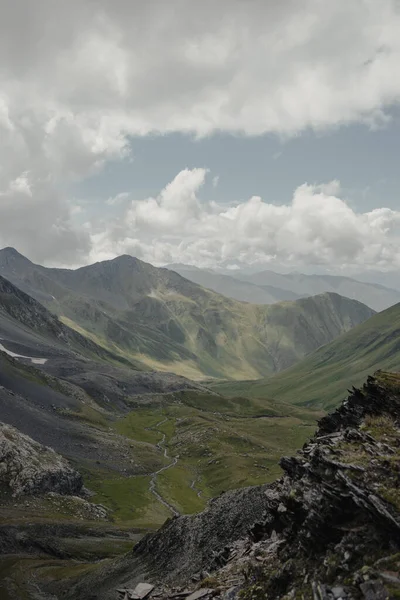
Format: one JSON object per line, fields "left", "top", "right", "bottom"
{"left": 148, "top": 418, "right": 180, "bottom": 517}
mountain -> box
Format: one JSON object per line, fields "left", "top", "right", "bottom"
{"left": 237, "top": 269, "right": 400, "bottom": 312}
{"left": 0, "top": 273, "right": 140, "bottom": 369}
{"left": 0, "top": 248, "right": 375, "bottom": 380}
{"left": 167, "top": 263, "right": 301, "bottom": 303}
{"left": 353, "top": 269, "right": 400, "bottom": 292}
{"left": 167, "top": 262, "right": 400, "bottom": 311}
{"left": 212, "top": 300, "right": 400, "bottom": 410}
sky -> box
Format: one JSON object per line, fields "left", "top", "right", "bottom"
{"left": 1, "top": 0, "right": 400, "bottom": 274}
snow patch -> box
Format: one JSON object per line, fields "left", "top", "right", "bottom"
{"left": 0, "top": 342, "right": 48, "bottom": 365}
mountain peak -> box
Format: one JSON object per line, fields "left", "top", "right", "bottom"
{"left": 0, "top": 247, "right": 33, "bottom": 267}
{"left": 0, "top": 247, "right": 25, "bottom": 258}
{"left": 113, "top": 254, "right": 143, "bottom": 265}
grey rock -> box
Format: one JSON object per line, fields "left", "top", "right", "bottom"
{"left": 130, "top": 583, "right": 155, "bottom": 599}
{"left": 186, "top": 590, "right": 213, "bottom": 600}
{"left": 222, "top": 587, "right": 240, "bottom": 600}
{"left": 359, "top": 580, "right": 388, "bottom": 600}
{"left": 0, "top": 421, "right": 82, "bottom": 496}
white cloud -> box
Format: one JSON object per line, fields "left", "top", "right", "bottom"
{"left": 1, "top": 0, "right": 400, "bottom": 263}
{"left": 92, "top": 169, "right": 400, "bottom": 270}
{"left": 106, "top": 192, "right": 130, "bottom": 206}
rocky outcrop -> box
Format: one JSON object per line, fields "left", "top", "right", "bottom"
{"left": 0, "top": 421, "right": 82, "bottom": 496}
{"left": 65, "top": 371, "right": 400, "bottom": 600}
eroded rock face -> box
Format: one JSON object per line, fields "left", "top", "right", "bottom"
{"left": 0, "top": 421, "right": 82, "bottom": 496}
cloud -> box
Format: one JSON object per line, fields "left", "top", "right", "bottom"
{"left": 0, "top": 172, "right": 91, "bottom": 266}
{"left": 92, "top": 169, "right": 400, "bottom": 270}
{"left": 1, "top": 1, "right": 400, "bottom": 263}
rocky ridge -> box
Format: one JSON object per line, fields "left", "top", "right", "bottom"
{"left": 66, "top": 371, "right": 400, "bottom": 600}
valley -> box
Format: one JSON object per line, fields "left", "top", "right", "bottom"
{"left": 0, "top": 267, "right": 320, "bottom": 535}
{"left": 213, "top": 299, "right": 400, "bottom": 410}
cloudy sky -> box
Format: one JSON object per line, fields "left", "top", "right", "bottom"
{"left": 1, "top": 0, "right": 400, "bottom": 274}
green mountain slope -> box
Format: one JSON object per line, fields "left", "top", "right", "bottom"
{"left": 212, "top": 301, "right": 400, "bottom": 410}
{"left": 0, "top": 248, "right": 375, "bottom": 380}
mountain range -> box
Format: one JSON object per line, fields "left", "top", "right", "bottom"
{"left": 0, "top": 260, "right": 321, "bottom": 544}
{"left": 0, "top": 247, "right": 375, "bottom": 380}
{"left": 169, "top": 263, "right": 400, "bottom": 312}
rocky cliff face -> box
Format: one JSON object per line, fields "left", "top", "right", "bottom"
{"left": 66, "top": 371, "right": 400, "bottom": 600}
{"left": 0, "top": 421, "right": 83, "bottom": 496}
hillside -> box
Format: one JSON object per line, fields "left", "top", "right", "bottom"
{"left": 0, "top": 274, "right": 142, "bottom": 370}
{"left": 212, "top": 301, "right": 400, "bottom": 410}
{"left": 0, "top": 248, "right": 375, "bottom": 380}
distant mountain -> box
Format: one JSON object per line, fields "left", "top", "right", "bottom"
{"left": 0, "top": 248, "right": 375, "bottom": 379}
{"left": 352, "top": 269, "right": 400, "bottom": 292}
{"left": 167, "top": 264, "right": 301, "bottom": 303}
{"left": 236, "top": 269, "right": 400, "bottom": 312}
{"left": 212, "top": 300, "right": 400, "bottom": 410}
{"left": 166, "top": 262, "right": 400, "bottom": 311}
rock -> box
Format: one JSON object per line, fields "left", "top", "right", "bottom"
{"left": 130, "top": 583, "right": 155, "bottom": 599}
{"left": 359, "top": 580, "right": 388, "bottom": 600}
{"left": 222, "top": 587, "right": 239, "bottom": 600}
{"left": 378, "top": 571, "right": 400, "bottom": 584}
{"left": 331, "top": 586, "right": 347, "bottom": 599}
{"left": 312, "top": 582, "right": 331, "bottom": 600}
{"left": 117, "top": 584, "right": 155, "bottom": 600}
{"left": 186, "top": 590, "right": 213, "bottom": 600}
{"left": 0, "top": 421, "right": 82, "bottom": 496}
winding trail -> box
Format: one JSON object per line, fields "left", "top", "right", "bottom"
{"left": 148, "top": 418, "right": 180, "bottom": 517}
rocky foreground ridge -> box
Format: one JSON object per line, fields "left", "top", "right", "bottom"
{"left": 66, "top": 371, "right": 400, "bottom": 600}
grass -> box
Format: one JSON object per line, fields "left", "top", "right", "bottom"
{"left": 114, "top": 408, "right": 165, "bottom": 444}
{"left": 58, "top": 403, "right": 110, "bottom": 428}
{"left": 83, "top": 471, "right": 171, "bottom": 528}
{"left": 90, "top": 391, "right": 321, "bottom": 527}
{"left": 157, "top": 464, "right": 205, "bottom": 514}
